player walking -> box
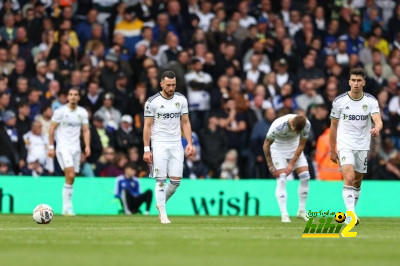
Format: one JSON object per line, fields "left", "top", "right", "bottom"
{"left": 330, "top": 68, "right": 382, "bottom": 224}
{"left": 263, "top": 114, "right": 311, "bottom": 223}
{"left": 143, "top": 71, "right": 194, "bottom": 224}
{"left": 48, "top": 87, "right": 91, "bottom": 216}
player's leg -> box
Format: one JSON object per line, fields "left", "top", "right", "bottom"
{"left": 353, "top": 150, "right": 368, "bottom": 207}
{"left": 294, "top": 154, "right": 310, "bottom": 221}
{"left": 63, "top": 167, "right": 76, "bottom": 215}
{"left": 353, "top": 172, "right": 363, "bottom": 207}
{"left": 166, "top": 145, "right": 184, "bottom": 202}
{"left": 152, "top": 146, "right": 170, "bottom": 224}
{"left": 273, "top": 157, "right": 290, "bottom": 222}
{"left": 339, "top": 150, "right": 358, "bottom": 224}
{"left": 56, "top": 150, "right": 76, "bottom": 216}
{"left": 352, "top": 150, "right": 368, "bottom": 225}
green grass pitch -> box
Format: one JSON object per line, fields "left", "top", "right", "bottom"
{"left": 0, "top": 215, "right": 399, "bottom": 266}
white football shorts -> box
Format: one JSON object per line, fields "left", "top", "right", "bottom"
{"left": 151, "top": 144, "right": 184, "bottom": 177}
{"left": 338, "top": 149, "right": 369, "bottom": 173}
{"left": 271, "top": 152, "right": 308, "bottom": 171}
{"left": 56, "top": 149, "right": 81, "bottom": 173}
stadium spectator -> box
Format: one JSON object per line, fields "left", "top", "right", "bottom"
{"left": 250, "top": 107, "right": 276, "bottom": 179}
{"left": 115, "top": 114, "right": 141, "bottom": 153}
{"left": 79, "top": 80, "right": 103, "bottom": 114}
{"left": 314, "top": 128, "right": 342, "bottom": 180}
{"left": 127, "top": 146, "right": 148, "bottom": 178}
{"left": 94, "top": 92, "right": 121, "bottom": 133}
{"left": 167, "top": 49, "right": 190, "bottom": 95}
{"left": 35, "top": 104, "right": 52, "bottom": 138}
{"left": 198, "top": 114, "right": 229, "bottom": 178}
{"left": 295, "top": 81, "right": 325, "bottom": 113}
{"left": 220, "top": 149, "right": 240, "bottom": 179}
{"left": 374, "top": 136, "right": 400, "bottom": 180}
{"left": 92, "top": 114, "right": 113, "bottom": 150}
{"left": 185, "top": 57, "right": 213, "bottom": 133}
{"left": 95, "top": 146, "right": 115, "bottom": 176}
{"left": 114, "top": 9, "right": 143, "bottom": 55}
{"left": 0, "top": 155, "right": 14, "bottom": 175}
{"left": 30, "top": 61, "right": 50, "bottom": 94}
{"left": 101, "top": 151, "right": 127, "bottom": 177}
{"left": 16, "top": 101, "right": 31, "bottom": 138}
{"left": 10, "top": 76, "right": 28, "bottom": 109}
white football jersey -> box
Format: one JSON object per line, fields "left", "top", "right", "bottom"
{"left": 144, "top": 92, "right": 189, "bottom": 145}
{"left": 330, "top": 92, "right": 380, "bottom": 151}
{"left": 266, "top": 114, "right": 311, "bottom": 158}
{"left": 51, "top": 105, "right": 89, "bottom": 151}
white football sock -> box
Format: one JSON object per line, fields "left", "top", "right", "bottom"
{"left": 166, "top": 179, "right": 181, "bottom": 202}
{"left": 155, "top": 178, "right": 167, "bottom": 217}
{"left": 276, "top": 174, "right": 288, "bottom": 216}
{"left": 298, "top": 171, "right": 310, "bottom": 212}
{"left": 354, "top": 187, "right": 361, "bottom": 207}
{"left": 342, "top": 185, "right": 355, "bottom": 212}
{"left": 62, "top": 184, "right": 73, "bottom": 211}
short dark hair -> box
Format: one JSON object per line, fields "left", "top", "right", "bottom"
{"left": 68, "top": 87, "right": 80, "bottom": 93}
{"left": 17, "top": 101, "right": 29, "bottom": 109}
{"left": 292, "top": 115, "right": 307, "bottom": 132}
{"left": 349, "top": 68, "right": 366, "bottom": 79}
{"left": 161, "top": 71, "right": 176, "bottom": 81}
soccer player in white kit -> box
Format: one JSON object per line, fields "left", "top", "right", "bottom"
{"left": 330, "top": 68, "right": 382, "bottom": 225}
{"left": 48, "top": 88, "right": 91, "bottom": 216}
{"left": 263, "top": 114, "right": 311, "bottom": 223}
{"left": 143, "top": 71, "right": 194, "bottom": 224}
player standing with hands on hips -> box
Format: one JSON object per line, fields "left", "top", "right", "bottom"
{"left": 330, "top": 68, "right": 382, "bottom": 225}
{"left": 143, "top": 71, "right": 194, "bottom": 224}
{"left": 263, "top": 114, "right": 311, "bottom": 223}
{"left": 48, "top": 87, "right": 91, "bottom": 216}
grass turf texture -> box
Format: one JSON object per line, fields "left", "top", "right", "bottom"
{"left": 0, "top": 215, "right": 399, "bottom": 266}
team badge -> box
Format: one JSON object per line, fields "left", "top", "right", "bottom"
{"left": 274, "top": 162, "right": 279, "bottom": 167}
{"left": 341, "top": 156, "right": 346, "bottom": 162}
{"left": 175, "top": 102, "right": 180, "bottom": 109}
{"left": 154, "top": 168, "right": 159, "bottom": 175}
{"left": 362, "top": 105, "right": 367, "bottom": 112}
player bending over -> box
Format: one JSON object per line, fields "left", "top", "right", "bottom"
{"left": 263, "top": 114, "right": 311, "bottom": 223}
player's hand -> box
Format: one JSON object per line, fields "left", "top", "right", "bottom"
{"left": 143, "top": 151, "right": 153, "bottom": 164}
{"left": 330, "top": 151, "right": 338, "bottom": 164}
{"left": 284, "top": 162, "right": 294, "bottom": 175}
{"left": 85, "top": 146, "right": 91, "bottom": 158}
{"left": 370, "top": 127, "right": 380, "bottom": 137}
{"left": 185, "top": 144, "right": 194, "bottom": 157}
{"left": 48, "top": 149, "right": 55, "bottom": 158}
{"left": 269, "top": 166, "right": 279, "bottom": 178}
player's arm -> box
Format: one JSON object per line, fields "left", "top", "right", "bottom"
{"left": 181, "top": 114, "right": 194, "bottom": 156}
{"left": 289, "top": 137, "right": 307, "bottom": 166}
{"left": 263, "top": 138, "right": 279, "bottom": 177}
{"left": 82, "top": 124, "right": 91, "bottom": 157}
{"left": 329, "top": 118, "right": 339, "bottom": 163}
{"left": 48, "top": 122, "right": 58, "bottom": 158}
{"left": 371, "top": 113, "right": 383, "bottom": 137}
{"left": 143, "top": 117, "right": 154, "bottom": 164}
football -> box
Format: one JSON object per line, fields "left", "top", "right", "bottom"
{"left": 32, "top": 204, "right": 54, "bottom": 224}
{"left": 335, "top": 212, "right": 346, "bottom": 223}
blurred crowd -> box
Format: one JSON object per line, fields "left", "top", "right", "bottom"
{"left": 0, "top": 0, "right": 400, "bottom": 180}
